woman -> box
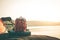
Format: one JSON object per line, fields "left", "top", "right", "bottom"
{"left": 14, "top": 17, "right": 27, "bottom": 32}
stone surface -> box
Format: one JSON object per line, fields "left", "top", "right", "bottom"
{"left": 2, "top": 35, "right": 60, "bottom": 40}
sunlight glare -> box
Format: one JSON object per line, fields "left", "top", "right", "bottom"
{"left": 0, "top": 0, "right": 60, "bottom": 22}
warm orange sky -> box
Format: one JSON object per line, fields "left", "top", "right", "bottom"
{"left": 0, "top": 0, "right": 60, "bottom": 22}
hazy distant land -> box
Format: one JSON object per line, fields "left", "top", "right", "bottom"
{"left": 27, "top": 21, "right": 60, "bottom": 26}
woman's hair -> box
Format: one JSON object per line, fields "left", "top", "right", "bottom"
{"left": 14, "top": 17, "right": 27, "bottom": 32}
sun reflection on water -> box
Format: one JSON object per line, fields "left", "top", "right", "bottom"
{"left": 27, "top": 26, "right": 60, "bottom": 38}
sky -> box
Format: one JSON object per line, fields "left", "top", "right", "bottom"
{"left": 0, "top": 0, "right": 60, "bottom": 21}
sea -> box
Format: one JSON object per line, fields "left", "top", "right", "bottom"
{"left": 27, "top": 26, "right": 60, "bottom": 39}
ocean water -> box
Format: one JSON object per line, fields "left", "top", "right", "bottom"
{"left": 27, "top": 26, "right": 60, "bottom": 39}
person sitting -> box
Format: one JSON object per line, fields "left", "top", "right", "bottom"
{"left": 14, "top": 17, "right": 27, "bottom": 32}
